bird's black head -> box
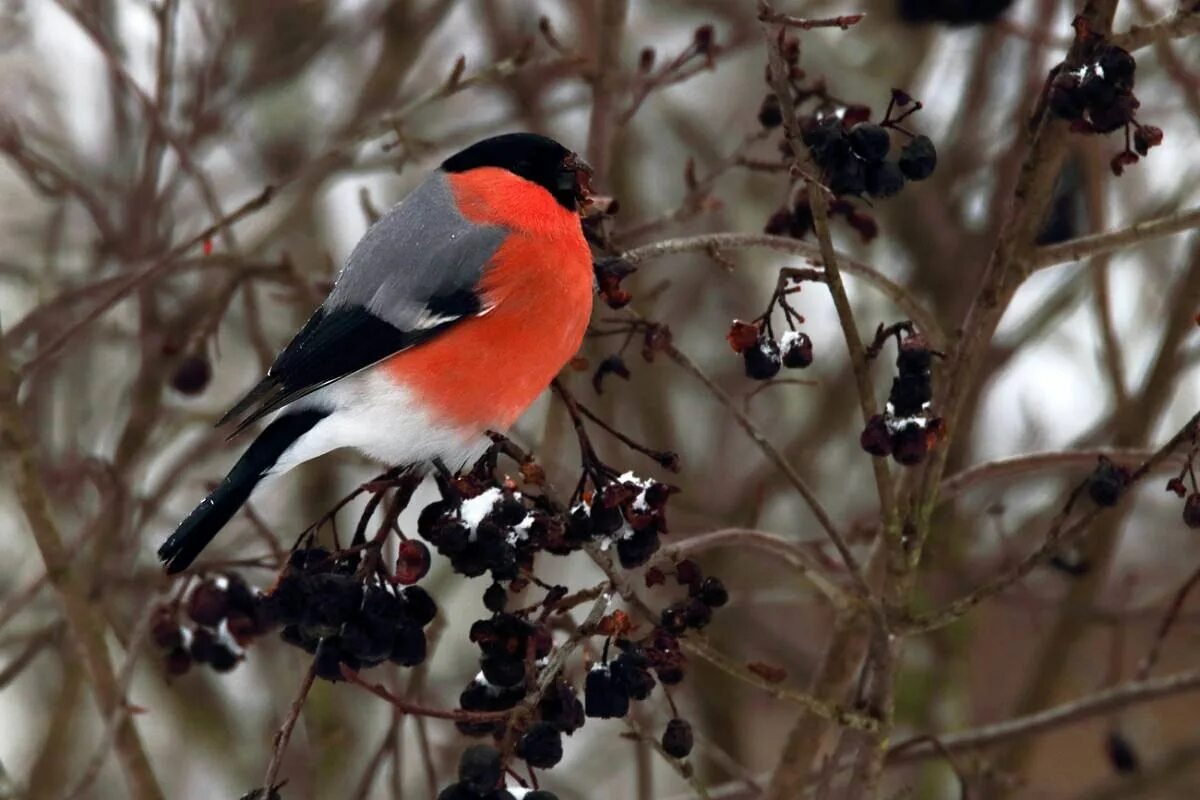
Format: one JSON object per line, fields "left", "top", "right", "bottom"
{"left": 441, "top": 132, "right": 592, "bottom": 212}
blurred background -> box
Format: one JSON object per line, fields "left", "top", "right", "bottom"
{"left": 1, "top": 0, "right": 1199, "bottom": 798}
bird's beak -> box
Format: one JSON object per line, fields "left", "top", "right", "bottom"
{"left": 563, "top": 152, "right": 594, "bottom": 210}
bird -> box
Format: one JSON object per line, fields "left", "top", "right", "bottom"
{"left": 158, "top": 132, "right": 596, "bottom": 574}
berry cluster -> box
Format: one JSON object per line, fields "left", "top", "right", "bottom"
{"left": 651, "top": 559, "right": 729, "bottom": 636}
{"left": 152, "top": 574, "right": 272, "bottom": 676}
{"left": 727, "top": 277, "right": 815, "bottom": 382}
{"left": 457, "top": 612, "right": 553, "bottom": 736}
{"left": 438, "top": 745, "right": 559, "bottom": 800}
{"left": 1164, "top": 442, "right": 1200, "bottom": 528}
{"left": 266, "top": 547, "right": 437, "bottom": 680}
{"left": 1046, "top": 29, "right": 1163, "bottom": 176}
{"left": 566, "top": 472, "right": 676, "bottom": 569}
{"left": 803, "top": 111, "right": 935, "bottom": 200}
{"left": 897, "top": 0, "right": 1013, "bottom": 25}
{"left": 860, "top": 324, "right": 944, "bottom": 466}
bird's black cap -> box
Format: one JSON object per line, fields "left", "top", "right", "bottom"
{"left": 441, "top": 132, "right": 589, "bottom": 211}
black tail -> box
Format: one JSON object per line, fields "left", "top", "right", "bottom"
{"left": 158, "top": 409, "right": 329, "bottom": 574}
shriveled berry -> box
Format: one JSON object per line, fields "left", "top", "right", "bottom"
{"left": 187, "top": 580, "right": 229, "bottom": 627}
{"left": 539, "top": 680, "right": 585, "bottom": 733}
{"left": 189, "top": 626, "right": 217, "bottom": 663}
{"left": 1183, "top": 493, "right": 1200, "bottom": 529}
{"left": 395, "top": 540, "right": 431, "bottom": 585}
{"left": 517, "top": 722, "right": 563, "bottom": 769}
{"left": 866, "top": 160, "right": 906, "bottom": 199}
{"left": 584, "top": 666, "right": 630, "bottom": 718}
{"left": 400, "top": 585, "right": 438, "bottom": 627}
{"left": 611, "top": 654, "right": 656, "bottom": 701}
{"left": 662, "top": 718, "right": 694, "bottom": 759}
{"left": 803, "top": 117, "right": 849, "bottom": 166}
{"left": 655, "top": 664, "right": 685, "bottom": 685}
{"left": 459, "top": 745, "right": 503, "bottom": 795}
{"left": 1133, "top": 125, "right": 1163, "bottom": 156}
{"left": 743, "top": 337, "right": 781, "bottom": 380}
{"left": 389, "top": 623, "right": 427, "bottom": 666}
{"left": 697, "top": 577, "right": 729, "bottom": 608}
{"left": 860, "top": 415, "right": 892, "bottom": 457}
{"left": 758, "top": 94, "right": 782, "bottom": 128}
{"left": 847, "top": 123, "right": 890, "bottom": 162}
{"left": 1088, "top": 92, "right": 1138, "bottom": 134}
{"left": 780, "top": 331, "right": 813, "bottom": 368}
{"left": 898, "top": 135, "right": 937, "bottom": 180}
{"left": 170, "top": 354, "right": 211, "bottom": 395}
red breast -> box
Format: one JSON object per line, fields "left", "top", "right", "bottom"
{"left": 382, "top": 168, "right": 594, "bottom": 429}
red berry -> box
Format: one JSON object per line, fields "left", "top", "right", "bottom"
{"left": 395, "top": 540, "right": 432, "bottom": 585}
{"left": 860, "top": 415, "right": 892, "bottom": 457}
{"left": 170, "top": 354, "right": 212, "bottom": 396}
{"left": 186, "top": 580, "right": 229, "bottom": 627}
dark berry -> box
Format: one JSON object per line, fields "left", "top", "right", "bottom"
{"left": 314, "top": 636, "right": 347, "bottom": 681}
{"left": 803, "top": 117, "right": 850, "bottom": 166}
{"left": 764, "top": 206, "right": 793, "bottom": 236}
{"left": 1088, "top": 92, "right": 1138, "bottom": 134}
{"left": 898, "top": 135, "right": 937, "bottom": 181}
{"left": 889, "top": 372, "right": 933, "bottom": 416}
{"left": 151, "top": 613, "right": 184, "bottom": 650}
{"left": 481, "top": 654, "right": 526, "bottom": 688}
{"left": 1183, "top": 494, "right": 1200, "bottom": 529}
{"left": 400, "top": 586, "right": 438, "bottom": 627}
{"left": 860, "top": 414, "right": 893, "bottom": 457}
{"left": 891, "top": 423, "right": 929, "bottom": 466}
{"left": 1096, "top": 45, "right": 1135, "bottom": 93}
{"left": 437, "top": 783, "right": 476, "bottom": 800}
{"left": 611, "top": 654, "right": 656, "bottom": 701}
{"left": 483, "top": 582, "right": 507, "bottom": 613}
{"left": 697, "top": 577, "right": 729, "bottom": 608}
{"left": 743, "top": 337, "right": 781, "bottom": 380}
{"left": 780, "top": 331, "right": 813, "bottom": 368}
{"left": 1105, "top": 730, "right": 1139, "bottom": 773}
{"left": 187, "top": 580, "right": 229, "bottom": 627}
{"left": 758, "top": 94, "right": 783, "bottom": 128}
{"left": 585, "top": 666, "right": 630, "bottom": 718}
{"left": 389, "top": 623, "right": 427, "bottom": 666}
{"left": 170, "top": 354, "right": 211, "bottom": 395}
{"left": 539, "top": 680, "right": 585, "bottom": 734}
{"left": 164, "top": 646, "right": 192, "bottom": 676}
{"left": 517, "top": 722, "right": 563, "bottom": 769}
{"left": 662, "top": 718, "right": 694, "bottom": 759}
{"left": 208, "top": 642, "right": 240, "bottom": 672}
{"left": 655, "top": 664, "right": 685, "bottom": 685}
{"left": 617, "top": 528, "right": 661, "bottom": 569}
{"left": 1048, "top": 70, "right": 1086, "bottom": 120}
{"left": 847, "top": 123, "right": 890, "bottom": 162}
{"left": 459, "top": 745, "right": 503, "bottom": 795}
{"left": 683, "top": 598, "right": 712, "bottom": 629}
{"left": 827, "top": 156, "right": 866, "bottom": 196}
{"left": 395, "top": 540, "right": 431, "bottom": 585}
{"left": 1132, "top": 125, "right": 1163, "bottom": 156}
{"left": 660, "top": 604, "right": 689, "bottom": 635}
{"left": 189, "top": 626, "right": 217, "bottom": 664}
{"left": 865, "top": 160, "right": 906, "bottom": 199}
{"left": 1087, "top": 457, "right": 1128, "bottom": 507}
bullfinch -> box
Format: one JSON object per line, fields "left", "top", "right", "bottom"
{"left": 158, "top": 133, "right": 595, "bottom": 574}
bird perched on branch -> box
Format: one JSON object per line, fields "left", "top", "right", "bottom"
{"left": 158, "top": 133, "right": 595, "bottom": 574}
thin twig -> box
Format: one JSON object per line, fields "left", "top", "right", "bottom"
{"left": 261, "top": 660, "right": 318, "bottom": 795}
{"left": 1029, "top": 206, "right": 1200, "bottom": 272}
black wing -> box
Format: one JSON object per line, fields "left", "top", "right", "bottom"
{"left": 218, "top": 288, "right": 480, "bottom": 435}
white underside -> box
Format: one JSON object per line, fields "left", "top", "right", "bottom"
{"left": 266, "top": 369, "right": 491, "bottom": 477}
